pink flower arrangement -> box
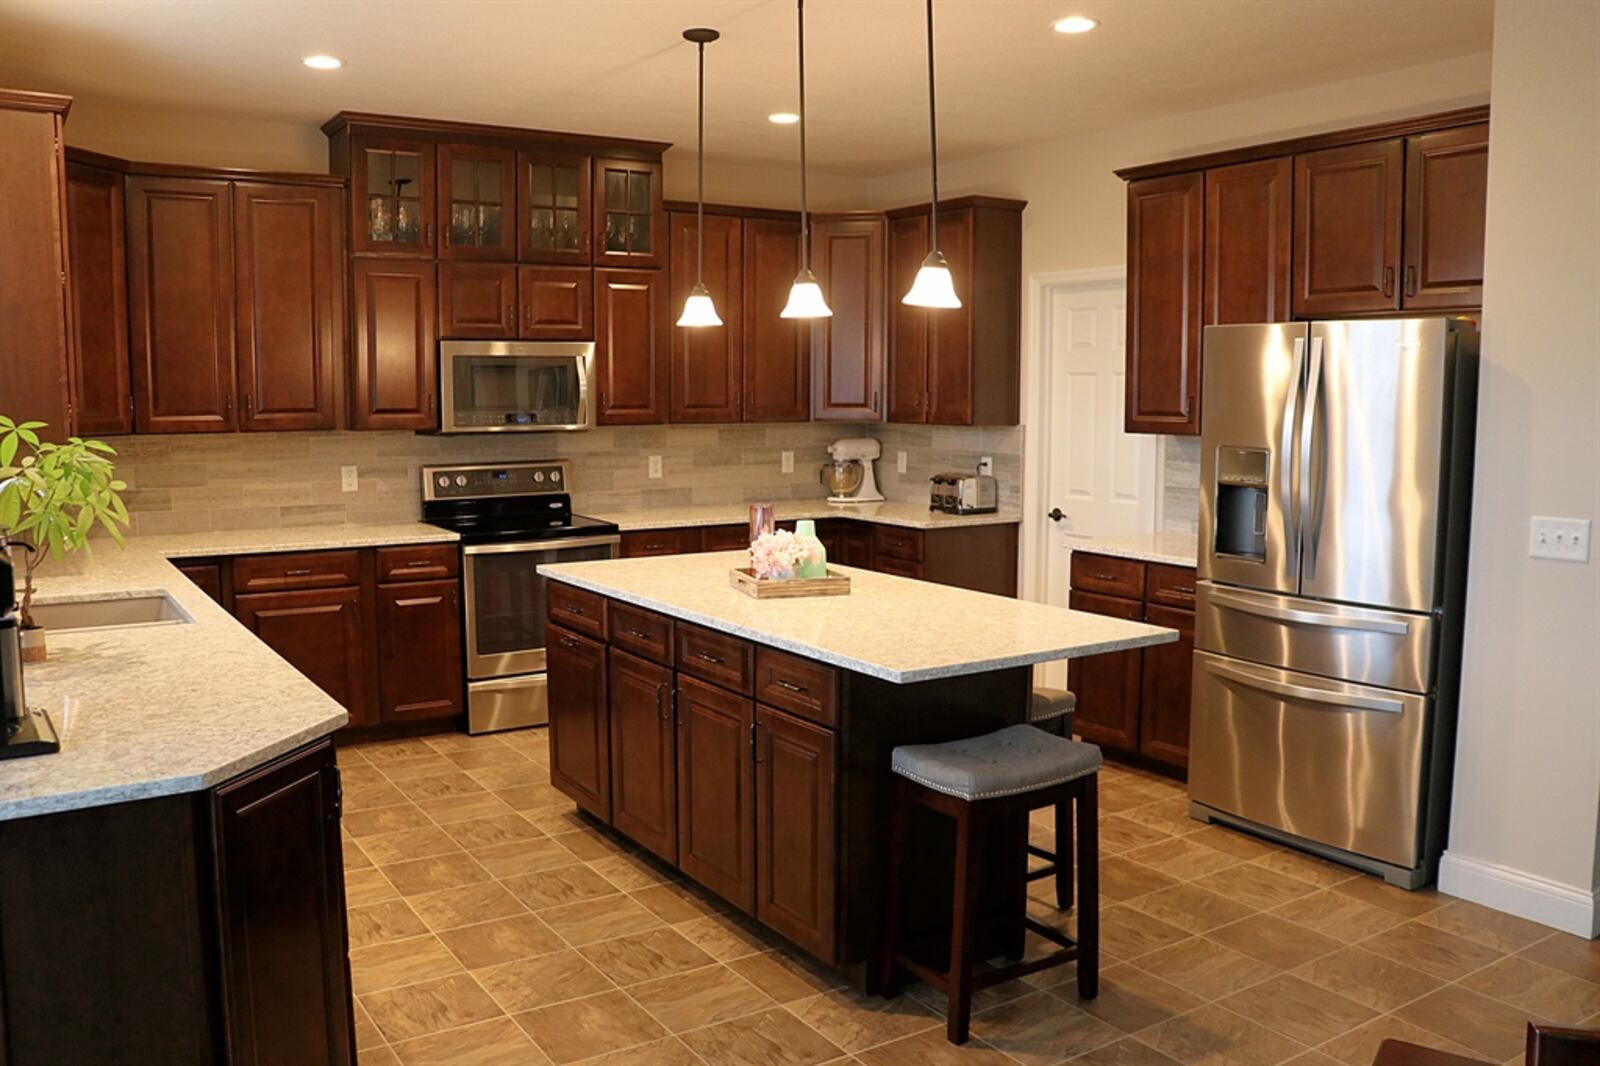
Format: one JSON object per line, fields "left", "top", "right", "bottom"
{"left": 748, "top": 529, "right": 821, "bottom": 580}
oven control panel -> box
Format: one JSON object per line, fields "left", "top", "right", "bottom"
{"left": 422, "top": 461, "right": 572, "bottom": 501}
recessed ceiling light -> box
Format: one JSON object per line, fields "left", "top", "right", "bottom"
{"left": 768, "top": 112, "right": 800, "bottom": 125}
{"left": 1052, "top": 16, "right": 1098, "bottom": 34}
{"left": 303, "top": 54, "right": 343, "bottom": 70}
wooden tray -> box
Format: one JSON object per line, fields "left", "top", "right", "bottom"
{"left": 730, "top": 567, "right": 851, "bottom": 599}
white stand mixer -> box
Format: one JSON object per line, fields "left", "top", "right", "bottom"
{"left": 821, "top": 437, "right": 886, "bottom": 504}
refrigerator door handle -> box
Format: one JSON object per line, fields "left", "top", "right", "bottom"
{"left": 1207, "top": 587, "right": 1412, "bottom": 635}
{"left": 1205, "top": 658, "right": 1406, "bottom": 715}
{"left": 1283, "top": 336, "right": 1305, "bottom": 553}
{"left": 1300, "top": 335, "right": 1325, "bottom": 579}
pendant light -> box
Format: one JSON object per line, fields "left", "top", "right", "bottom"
{"left": 677, "top": 27, "right": 724, "bottom": 328}
{"left": 902, "top": 0, "right": 961, "bottom": 309}
{"left": 780, "top": 0, "right": 832, "bottom": 319}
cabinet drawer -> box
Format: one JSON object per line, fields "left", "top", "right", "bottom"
{"left": 755, "top": 648, "right": 839, "bottom": 729}
{"left": 676, "top": 622, "right": 755, "bottom": 695}
{"left": 233, "top": 550, "right": 361, "bottom": 593}
{"left": 620, "top": 528, "right": 702, "bottom": 557}
{"left": 872, "top": 526, "right": 924, "bottom": 562}
{"left": 547, "top": 582, "right": 607, "bottom": 640}
{"left": 610, "top": 601, "right": 675, "bottom": 666}
{"left": 1070, "top": 552, "right": 1145, "bottom": 600}
{"left": 376, "top": 543, "right": 460, "bottom": 583}
{"left": 1145, "top": 563, "right": 1197, "bottom": 608}
{"left": 700, "top": 524, "right": 750, "bottom": 552}
{"left": 875, "top": 556, "right": 924, "bottom": 581}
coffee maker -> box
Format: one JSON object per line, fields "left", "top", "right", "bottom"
{"left": 1, "top": 540, "right": 60, "bottom": 760}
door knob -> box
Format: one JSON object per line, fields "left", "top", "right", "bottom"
{"left": 1047, "top": 507, "right": 1067, "bottom": 522}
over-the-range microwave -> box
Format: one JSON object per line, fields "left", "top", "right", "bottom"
{"left": 438, "top": 340, "right": 594, "bottom": 433}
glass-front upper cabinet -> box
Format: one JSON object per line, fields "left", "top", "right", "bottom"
{"left": 352, "top": 138, "right": 436, "bottom": 256}
{"left": 439, "top": 145, "right": 516, "bottom": 260}
{"left": 593, "top": 157, "right": 664, "bottom": 269}
{"left": 518, "top": 151, "right": 591, "bottom": 265}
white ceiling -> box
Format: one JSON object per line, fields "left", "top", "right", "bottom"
{"left": 0, "top": 0, "right": 1494, "bottom": 177}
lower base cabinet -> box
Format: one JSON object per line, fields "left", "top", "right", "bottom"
{"left": 755, "top": 705, "right": 837, "bottom": 961}
{"left": 375, "top": 578, "right": 463, "bottom": 721}
{"left": 236, "top": 586, "right": 370, "bottom": 719}
{"left": 675, "top": 675, "right": 758, "bottom": 913}
{"left": 608, "top": 649, "right": 677, "bottom": 862}
{"left": 547, "top": 624, "right": 611, "bottom": 818}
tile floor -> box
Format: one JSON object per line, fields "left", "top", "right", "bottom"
{"left": 338, "top": 729, "right": 1600, "bottom": 1066}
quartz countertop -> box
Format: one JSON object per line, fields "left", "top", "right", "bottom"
{"left": 0, "top": 523, "right": 457, "bottom": 821}
{"left": 540, "top": 551, "right": 1175, "bottom": 684}
{"left": 1071, "top": 531, "right": 1199, "bottom": 568}
{"left": 592, "top": 500, "right": 1021, "bottom": 532}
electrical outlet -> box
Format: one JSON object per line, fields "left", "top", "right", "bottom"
{"left": 978, "top": 456, "right": 994, "bottom": 477}
{"left": 897, "top": 450, "right": 907, "bottom": 474}
{"left": 1530, "top": 516, "right": 1591, "bottom": 561}
{"left": 781, "top": 451, "right": 794, "bottom": 474}
{"left": 340, "top": 466, "right": 359, "bottom": 493}
{"left": 648, "top": 455, "right": 663, "bottom": 479}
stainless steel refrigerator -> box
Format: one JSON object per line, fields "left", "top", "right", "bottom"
{"left": 1189, "top": 317, "right": 1478, "bottom": 888}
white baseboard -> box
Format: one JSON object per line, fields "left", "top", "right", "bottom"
{"left": 1439, "top": 850, "right": 1600, "bottom": 938}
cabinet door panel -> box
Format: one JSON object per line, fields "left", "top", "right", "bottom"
{"left": 1125, "top": 173, "right": 1203, "bottom": 436}
{"left": 595, "top": 268, "right": 669, "bottom": 424}
{"left": 351, "top": 258, "right": 437, "bottom": 430}
{"left": 519, "top": 266, "right": 592, "bottom": 339}
{"left": 744, "top": 218, "right": 810, "bottom": 422}
{"left": 1139, "top": 604, "right": 1194, "bottom": 771}
{"left": 886, "top": 215, "right": 929, "bottom": 423}
{"left": 234, "top": 587, "right": 368, "bottom": 719}
{"left": 755, "top": 706, "right": 837, "bottom": 963}
{"left": 669, "top": 211, "right": 743, "bottom": 422}
{"left": 675, "top": 676, "right": 756, "bottom": 913}
{"left": 1403, "top": 124, "right": 1488, "bottom": 310}
{"left": 1293, "top": 139, "right": 1403, "bottom": 316}
{"left": 518, "top": 150, "right": 591, "bottom": 265}
{"left": 608, "top": 650, "right": 677, "bottom": 863}
{"left": 439, "top": 262, "right": 518, "bottom": 338}
{"left": 1066, "top": 590, "right": 1143, "bottom": 752}
{"left": 1205, "top": 158, "right": 1292, "bottom": 326}
{"left": 350, "top": 137, "right": 435, "bottom": 257}
{"left": 127, "top": 176, "right": 237, "bottom": 433}
{"left": 212, "top": 740, "right": 353, "bottom": 1066}
{"left": 811, "top": 216, "right": 884, "bottom": 422}
{"left": 233, "top": 182, "right": 342, "bottom": 431}
{"left": 438, "top": 143, "right": 516, "bottom": 261}
{"left": 547, "top": 624, "right": 610, "bottom": 818}
{"left": 927, "top": 209, "right": 975, "bottom": 425}
{"left": 66, "top": 162, "right": 132, "bottom": 435}
{"left": 377, "top": 579, "right": 463, "bottom": 723}
{"left": 594, "top": 158, "right": 664, "bottom": 269}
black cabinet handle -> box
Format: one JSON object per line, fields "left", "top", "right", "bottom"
{"left": 749, "top": 721, "right": 762, "bottom": 763}
{"left": 773, "top": 678, "right": 807, "bottom": 694}
{"left": 655, "top": 682, "right": 670, "bottom": 721}
{"left": 693, "top": 650, "right": 724, "bottom": 665}
{"left": 1383, "top": 266, "right": 1395, "bottom": 298}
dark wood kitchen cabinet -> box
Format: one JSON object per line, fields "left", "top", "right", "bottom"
{"left": 1125, "top": 172, "right": 1204, "bottom": 435}
{"left": 1205, "top": 157, "right": 1292, "bottom": 326}
{"left": 1403, "top": 122, "right": 1489, "bottom": 310}
{"left": 347, "top": 135, "right": 436, "bottom": 257}
{"left": 1139, "top": 602, "right": 1195, "bottom": 770}
{"left": 884, "top": 198, "right": 1023, "bottom": 426}
{"left": 375, "top": 578, "right": 463, "bottom": 722}
{"left": 608, "top": 649, "right": 678, "bottom": 863}
{"left": 519, "top": 266, "right": 592, "bottom": 339}
{"left": 743, "top": 217, "right": 810, "bottom": 422}
{"left": 675, "top": 674, "right": 758, "bottom": 914}
{"left": 811, "top": 214, "right": 884, "bottom": 422}
{"left": 351, "top": 257, "right": 437, "bottom": 429}
{"left": 65, "top": 159, "right": 133, "bottom": 435}
{"left": 234, "top": 586, "right": 370, "bottom": 720}
{"left": 547, "top": 623, "right": 612, "bottom": 820}
{"left": 1293, "top": 138, "right": 1404, "bottom": 317}
{"left": 437, "top": 142, "right": 516, "bottom": 260}
{"left": 595, "top": 268, "right": 669, "bottom": 424}
{"left": 594, "top": 157, "right": 664, "bottom": 269}
{"left": 439, "top": 261, "right": 518, "bottom": 338}
{"left": 755, "top": 704, "right": 837, "bottom": 963}
{"left": 519, "top": 149, "right": 592, "bottom": 265}
{"left": 669, "top": 210, "right": 744, "bottom": 422}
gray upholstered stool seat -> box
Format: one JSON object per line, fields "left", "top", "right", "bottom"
{"left": 1029, "top": 686, "right": 1077, "bottom": 723}
{"left": 891, "top": 724, "right": 1102, "bottom": 802}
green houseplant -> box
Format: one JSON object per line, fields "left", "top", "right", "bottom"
{"left": 0, "top": 416, "right": 131, "bottom": 661}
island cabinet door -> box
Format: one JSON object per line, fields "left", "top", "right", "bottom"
{"left": 1066, "top": 589, "right": 1144, "bottom": 753}
{"left": 547, "top": 623, "right": 611, "bottom": 820}
{"left": 675, "top": 675, "right": 757, "bottom": 913}
{"left": 1139, "top": 603, "right": 1196, "bottom": 771}
{"left": 608, "top": 650, "right": 678, "bottom": 863}
{"left": 211, "top": 739, "right": 354, "bottom": 1066}
{"left": 755, "top": 706, "right": 837, "bottom": 964}
{"left": 234, "top": 587, "right": 369, "bottom": 721}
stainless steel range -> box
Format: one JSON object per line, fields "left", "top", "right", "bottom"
{"left": 422, "top": 461, "right": 619, "bottom": 734}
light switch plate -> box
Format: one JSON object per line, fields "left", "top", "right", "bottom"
{"left": 897, "top": 450, "right": 908, "bottom": 474}
{"left": 1530, "top": 516, "right": 1590, "bottom": 562}
{"left": 781, "top": 451, "right": 794, "bottom": 474}
{"left": 340, "top": 466, "right": 358, "bottom": 493}
{"left": 648, "top": 455, "right": 663, "bottom": 479}
{"left": 978, "top": 456, "right": 994, "bottom": 476}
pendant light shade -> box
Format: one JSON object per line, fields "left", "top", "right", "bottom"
{"left": 678, "top": 28, "right": 723, "bottom": 328}
{"left": 784, "top": 0, "right": 832, "bottom": 319}
{"left": 902, "top": 0, "right": 962, "bottom": 309}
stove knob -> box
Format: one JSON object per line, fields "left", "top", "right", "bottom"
{"left": 550, "top": 469, "right": 562, "bottom": 483}
{"left": 455, "top": 475, "right": 468, "bottom": 487}
{"left": 436, "top": 475, "right": 450, "bottom": 488}
{"left": 533, "top": 471, "right": 545, "bottom": 483}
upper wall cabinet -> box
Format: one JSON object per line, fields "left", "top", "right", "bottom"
{"left": 1403, "top": 123, "right": 1488, "bottom": 310}
{"left": 668, "top": 210, "right": 744, "bottom": 422}
{"left": 810, "top": 215, "right": 883, "bottom": 423}
{"left": 1125, "top": 173, "right": 1204, "bottom": 435}
{"left": 437, "top": 143, "right": 515, "bottom": 261}
{"left": 351, "top": 258, "right": 437, "bottom": 430}
{"left": 519, "top": 150, "right": 591, "bottom": 265}
{"left": 1293, "top": 139, "right": 1404, "bottom": 317}
{"left": 594, "top": 158, "right": 665, "bottom": 269}
{"left": 349, "top": 136, "right": 436, "bottom": 257}
{"left": 66, "top": 160, "right": 132, "bottom": 436}
{"left": 742, "top": 217, "right": 809, "bottom": 423}
{"left": 1205, "top": 158, "right": 1292, "bottom": 327}
{"left": 595, "top": 268, "right": 669, "bottom": 424}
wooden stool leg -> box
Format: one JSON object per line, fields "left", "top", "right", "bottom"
{"left": 946, "top": 801, "right": 981, "bottom": 1044}
{"left": 1075, "top": 774, "right": 1099, "bottom": 1000}
{"left": 1055, "top": 798, "right": 1074, "bottom": 910}
{"left": 876, "top": 776, "right": 912, "bottom": 996}
{"left": 1006, "top": 810, "right": 1028, "bottom": 961}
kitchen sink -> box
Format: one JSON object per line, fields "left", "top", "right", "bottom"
{"left": 29, "top": 594, "right": 195, "bottom": 633}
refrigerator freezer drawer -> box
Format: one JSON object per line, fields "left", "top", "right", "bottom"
{"left": 1196, "top": 582, "right": 1436, "bottom": 694}
{"left": 1188, "top": 651, "right": 1429, "bottom": 869}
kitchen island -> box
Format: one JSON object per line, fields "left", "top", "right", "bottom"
{"left": 539, "top": 551, "right": 1176, "bottom": 977}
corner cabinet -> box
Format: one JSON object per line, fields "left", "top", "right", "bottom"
{"left": 66, "top": 159, "right": 133, "bottom": 435}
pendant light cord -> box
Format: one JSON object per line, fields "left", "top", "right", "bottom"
{"left": 797, "top": 0, "right": 811, "bottom": 272}
{"left": 696, "top": 39, "right": 706, "bottom": 285}
{"left": 925, "top": 0, "right": 940, "bottom": 253}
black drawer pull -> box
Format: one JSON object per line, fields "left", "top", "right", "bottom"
{"left": 693, "top": 650, "right": 724, "bottom": 665}
{"left": 773, "top": 678, "right": 808, "bottom": 694}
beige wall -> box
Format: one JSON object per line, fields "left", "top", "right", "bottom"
{"left": 1439, "top": 0, "right": 1600, "bottom": 936}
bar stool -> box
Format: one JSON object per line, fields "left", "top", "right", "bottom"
{"left": 1028, "top": 687, "right": 1077, "bottom": 909}
{"left": 877, "top": 723, "right": 1101, "bottom": 1044}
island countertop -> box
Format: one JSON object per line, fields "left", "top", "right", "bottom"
{"left": 540, "top": 550, "right": 1176, "bottom": 684}
{"left": 0, "top": 522, "right": 456, "bottom": 821}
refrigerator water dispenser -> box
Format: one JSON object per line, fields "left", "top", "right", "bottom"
{"left": 1214, "top": 446, "right": 1268, "bottom": 561}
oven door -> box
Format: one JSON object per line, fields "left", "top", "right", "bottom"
{"left": 461, "top": 535, "right": 619, "bottom": 679}
{"left": 440, "top": 340, "right": 594, "bottom": 433}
